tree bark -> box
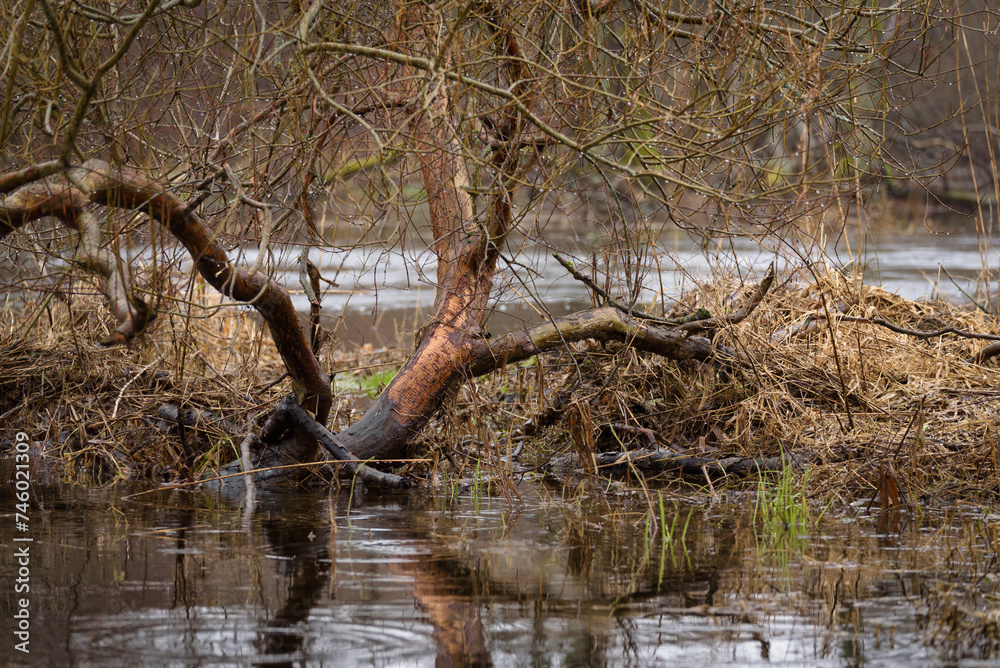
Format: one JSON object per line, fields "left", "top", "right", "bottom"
{"left": 337, "top": 3, "right": 508, "bottom": 460}
{"left": 330, "top": 0, "right": 760, "bottom": 462}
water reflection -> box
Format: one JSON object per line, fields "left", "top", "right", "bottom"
{"left": 0, "top": 482, "right": 995, "bottom": 666}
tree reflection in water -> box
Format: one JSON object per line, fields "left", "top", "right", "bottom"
{"left": 8, "top": 483, "right": 996, "bottom": 666}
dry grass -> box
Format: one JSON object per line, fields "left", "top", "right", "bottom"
{"left": 435, "top": 265, "right": 1000, "bottom": 507}
{"left": 0, "top": 289, "right": 267, "bottom": 482}
{"left": 0, "top": 276, "right": 414, "bottom": 484}
{"left": 740, "top": 268, "right": 1000, "bottom": 505}
{"left": 2, "top": 267, "right": 1000, "bottom": 506}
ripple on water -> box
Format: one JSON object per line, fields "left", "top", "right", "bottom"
{"left": 70, "top": 606, "right": 437, "bottom": 666}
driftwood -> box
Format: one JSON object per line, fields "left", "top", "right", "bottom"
{"left": 157, "top": 403, "right": 240, "bottom": 435}
{"left": 205, "top": 394, "right": 411, "bottom": 490}
{"left": 547, "top": 448, "right": 799, "bottom": 480}
{"left": 543, "top": 413, "right": 806, "bottom": 481}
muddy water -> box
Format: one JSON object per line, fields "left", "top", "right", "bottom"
{"left": 2, "top": 482, "right": 997, "bottom": 666}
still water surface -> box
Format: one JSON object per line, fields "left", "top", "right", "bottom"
{"left": 2, "top": 482, "right": 996, "bottom": 666}
{"left": 283, "top": 222, "right": 1000, "bottom": 346}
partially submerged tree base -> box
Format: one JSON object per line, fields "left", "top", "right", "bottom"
{"left": 3, "top": 264, "right": 1000, "bottom": 505}
{"left": 225, "top": 394, "right": 412, "bottom": 490}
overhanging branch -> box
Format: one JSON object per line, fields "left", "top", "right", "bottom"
{"left": 0, "top": 159, "right": 332, "bottom": 422}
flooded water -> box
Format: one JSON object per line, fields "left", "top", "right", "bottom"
{"left": 9, "top": 212, "right": 997, "bottom": 346}
{"left": 2, "top": 482, "right": 997, "bottom": 666}
{"left": 4, "top": 215, "right": 1000, "bottom": 665}
{"left": 248, "top": 217, "right": 1000, "bottom": 346}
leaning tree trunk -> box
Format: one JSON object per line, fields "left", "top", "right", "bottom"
{"left": 312, "top": 1, "right": 752, "bottom": 464}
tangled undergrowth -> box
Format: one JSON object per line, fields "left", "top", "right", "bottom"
{"left": 2, "top": 265, "right": 1000, "bottom": 510}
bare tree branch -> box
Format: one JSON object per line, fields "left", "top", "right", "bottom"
{"left": 0, "top": 160, "right": 332, "bottom": 421}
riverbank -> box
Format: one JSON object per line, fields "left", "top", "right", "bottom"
{"left": 2, "top": 264, "right": 1000, "bottom": 510}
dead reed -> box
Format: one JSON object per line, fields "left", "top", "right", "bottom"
{"left": 3, "top": 266, "right": 1000, "bottom": 508}
{"left": 437, "top": 265, "right": 1000, "bottom": 508}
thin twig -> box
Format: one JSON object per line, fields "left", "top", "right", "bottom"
{"left": 816, "top": 313, "right": 1000, "bottom": 341}
{"left": 677, "top": 262, "right": 776, "bottom": 334}
{"left": 552, "top": 252, "right": 687, "bottom": 325}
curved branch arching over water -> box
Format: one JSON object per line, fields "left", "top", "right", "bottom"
{"left": 0, "top": 160, "right": 333, "bottom": 423}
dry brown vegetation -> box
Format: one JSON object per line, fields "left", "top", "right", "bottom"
{"left": 4, "top": 262, "right": 999, "bottom": 508}
{"left": 398, "top": 264, "right": 1000, "bottom": 507}
{"left": 1, "top": 0, "right": 999, "bottom": 504}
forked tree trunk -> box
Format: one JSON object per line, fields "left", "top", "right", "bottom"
{"left": 304, "top": 2, "right": 753, "bottom": 464}
{"left": 336, "top": 3, "right": 508, "bottom": 460}
{"left": 0, "top": 3, "right": 768, "bottom": 480}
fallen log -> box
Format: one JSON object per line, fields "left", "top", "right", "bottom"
{"left": 546, "top": 448, "right": 803, "bottom": 480}
{"left": 157, "top": 403, "right": 241, "bottom": 435}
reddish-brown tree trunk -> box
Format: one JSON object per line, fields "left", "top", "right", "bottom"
{"left": 337, "top": 3, "right": 505, "bottom": 460}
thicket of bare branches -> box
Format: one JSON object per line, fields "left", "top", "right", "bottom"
{"left": 1, "top": 0, "right": 992, "bottom": 482}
